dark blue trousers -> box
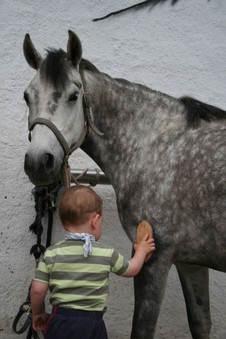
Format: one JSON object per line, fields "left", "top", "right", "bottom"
{"left": 45, "top": 307, "right": 108, "bottom": 339}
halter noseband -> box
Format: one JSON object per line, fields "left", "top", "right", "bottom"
{"left": 28, "top": 117, "right": 88, "bottom": 160}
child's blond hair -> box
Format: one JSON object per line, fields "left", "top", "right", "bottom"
{"left": 59, "top": 185, "right": 103, "bottom": 227}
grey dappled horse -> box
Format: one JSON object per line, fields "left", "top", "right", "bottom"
{"left": 23, "top": 31, "right": 226, "bottom": 339}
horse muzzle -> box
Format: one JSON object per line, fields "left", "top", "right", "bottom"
{"left": 24, "top": 150, "right": 61, "bottom": 186}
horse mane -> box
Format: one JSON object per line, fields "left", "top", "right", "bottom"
{"left": 80, "top": 58, "right": 100, "bottom": 73}
{"left": 180, "top": 96, "right": 226, "bottom": 128}
{"left": 78, "top": 61, "right": 226, "bottom": 131}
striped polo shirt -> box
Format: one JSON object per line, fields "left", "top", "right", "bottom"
{"left": 34, "top": 239, "right": 130, "bottom": 311}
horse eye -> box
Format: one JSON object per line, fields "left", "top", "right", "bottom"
{"left": 24, "top": 92, "right": 29, "bottom": 105}
{"left": 68, "top": 92, "right": 79, "bottom": 102}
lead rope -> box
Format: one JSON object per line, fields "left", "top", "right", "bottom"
{"left": 61, "top": 159, "right": 72, "bottom": 189}
{"left": 12, "top": 185, "right": 58, "bottom": 339}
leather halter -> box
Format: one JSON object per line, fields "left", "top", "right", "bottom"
{"left": 28, "top": 68, "right": 104, "bottom": 163}
{"left": 28, "top": 67, "right": 104, "bottom": 188}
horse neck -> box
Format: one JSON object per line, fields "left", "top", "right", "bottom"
{"left": 81, "top": 70, "right": 185, "bottom": 186}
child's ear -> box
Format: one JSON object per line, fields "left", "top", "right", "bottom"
{"left": 91, "top": 213, "right": 100, "bottom": 228}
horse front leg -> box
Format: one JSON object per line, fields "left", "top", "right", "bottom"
{"left": 176, "top": 263, "right": 211, "bottom": 339}
{"left": 131, "top": 254, "right": 172, "bottom": 339}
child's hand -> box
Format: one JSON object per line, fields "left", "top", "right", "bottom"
{"left": 32, "top": 312, "right": 50, "bottom": 332}
{"left": 123, "top": 234, "right": 156, "bottom": 277}
{"left": 134, "top": 234, "right": 156, "bottom": 262}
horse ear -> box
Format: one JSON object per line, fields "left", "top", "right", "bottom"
{"left": 67, "top": 30, "right": 82, "bottom": 67}
{"left": 23, "top": 34, "right": 43, "bottom": 70}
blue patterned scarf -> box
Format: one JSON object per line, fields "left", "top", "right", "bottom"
{"left": 65, "top": 232, "right": 95, "bottom": 258}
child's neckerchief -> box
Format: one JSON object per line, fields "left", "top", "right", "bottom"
{"left": 65, "top": 232, "right": 95, "bottom": 257}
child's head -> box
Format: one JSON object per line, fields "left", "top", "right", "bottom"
{"left": 59, "top": 185, "right": 103, "bottom": 228}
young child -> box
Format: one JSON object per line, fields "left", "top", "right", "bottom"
{"left": 30, "top": 185, "right": 155, "bottom": 339}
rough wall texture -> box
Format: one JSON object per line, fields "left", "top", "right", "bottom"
{"left": 0, "top": 1, "right": 226, "bottom": 338}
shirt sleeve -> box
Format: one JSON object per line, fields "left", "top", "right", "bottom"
{"left": 33, "top": 256, "right": 50, "bottom": 283}
{"left": 110, "top": 249, "right": 130, "bottom": 276}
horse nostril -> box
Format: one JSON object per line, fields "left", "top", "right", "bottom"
{"left": 44, "top": 153, "right": 54, "bottom": 170}
{"left": 24, "top": 153, "right": 32, "bottom": 172}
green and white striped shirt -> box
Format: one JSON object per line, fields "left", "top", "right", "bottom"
{"left": 34, "top": 239, "right": 130, "bottom": 311}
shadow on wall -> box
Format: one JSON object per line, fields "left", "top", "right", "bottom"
{"left": 94, "top": 0, "right": 189, "bottom": 21}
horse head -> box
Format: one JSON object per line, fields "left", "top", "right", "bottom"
{"left": 23, "top": 31, "right": 86, "bottom": 186}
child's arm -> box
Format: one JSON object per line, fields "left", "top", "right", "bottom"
{"left": 122, "top": 234, "right": 155, "bottom": 277}
{"left": 30, "top": 280, "right": 49, "bottom": 331}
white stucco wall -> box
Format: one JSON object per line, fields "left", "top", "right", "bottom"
{"left": 1, "top": 1, "right": 226, "bottom": 338}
